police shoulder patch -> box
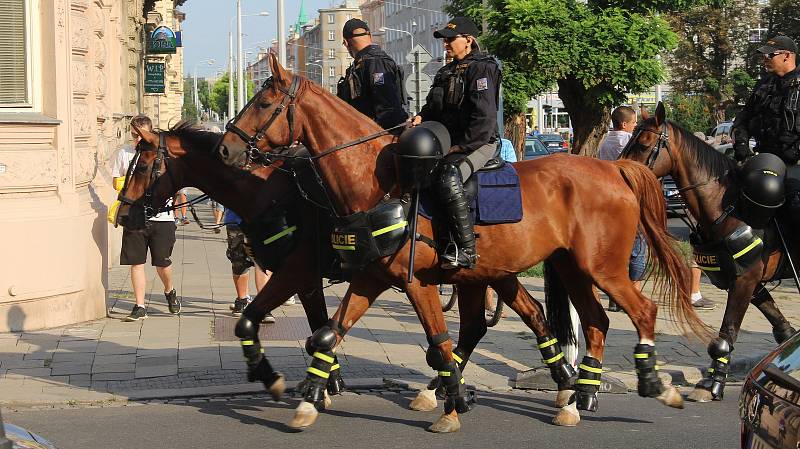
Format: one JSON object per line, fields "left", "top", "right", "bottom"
{"left": 476, "top": 77, "right": 488, "bottom": 91}
{"left": 372, "top": 72, "right": 385, "bottom": 85}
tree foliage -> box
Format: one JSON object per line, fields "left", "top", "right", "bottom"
{"left": 664, "top": 92, "right": 715, "bottom": 133}
{"left": 447, "top": 0, "right": 684, "bottom": 155}
{"left": 208, "top": 72, "right": 255, "bottom": 120}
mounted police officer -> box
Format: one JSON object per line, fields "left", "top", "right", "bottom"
{"left": 409, "top": 17, "right": 501, "bottom": 269}
{"left": 337, "top": 18, "right": 408, "bottom": 131}
{"left": 732, "top": 35, "right": 800, "bottom": 226}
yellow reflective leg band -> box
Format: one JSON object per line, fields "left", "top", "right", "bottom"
{"left": 575, "top": 379, "right": 602, "bottom": 386}
{"left": 241, "top": 340, "right": 255, "bottom": 346}
{"left": 717, "top": 357, "right": 729, "bottom": 364}
{"left": 330, "top": 364, "right": 340, "bottom": 371}
{"left": 633, "top": 353, "right": 649, "bottom": 359}
{"left": 733, "top": 238, "right": 762, "bottom": 259}
{"left": 579, "top": 364, "right": 603, "bottom": 374}
{"left": 452, "top": 353, "right": 463, "bottom": 364}
{"left": 543, "top": 352, "right": 564, "bottom": 364}
{"left": 538, "top": 338, "right": 558, "bottom": 349}
{"left": 262, "top": 226, "right": 297, "bottom": 246}
{"left": 438, "top": 371, "right": 451, "bottom": 377}
{"left": 307, "top": 367, "right": 330, "bottom": 379}
{"left": 371, "top": 220, "right": 407, "bottom": 237}
{"left": 460, "top": 377, "right": 465, "bottom": 384}
{"left": 313, "top": 352, "right": 335, "bottom": 363}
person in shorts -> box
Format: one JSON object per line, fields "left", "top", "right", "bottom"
{"left": 224, "top": 208, "right": 275, "bottom": 322}
{"left": 174, "top": 188, "right": 191, "bottom": 225}
{"left": 110, "top": 115, "right": 180, "bottom": 321}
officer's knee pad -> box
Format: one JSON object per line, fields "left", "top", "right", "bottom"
{"left": 306, "top": 326, "right": 337, "bottom": 354}
{"left": 234, "top": 315, "right": 259, "bottom": 339}
{"left": 426, "top": 345, "right": 449, "bottom": 370}
{"left": 708, "top": 338, "right": 732, "bottom": 358}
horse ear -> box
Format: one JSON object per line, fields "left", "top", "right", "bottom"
{"left": 269, "top": 52, "right": 291, "bottom": 86}
{"left": 131, "top": 123, "right": 158, "bottom": 147}
{"left": 655, "top": 101, "right": 666, "bottom": 126}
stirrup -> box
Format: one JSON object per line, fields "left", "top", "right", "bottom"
{"left": 441, "top": 244, "right": 477, "bottom": 270}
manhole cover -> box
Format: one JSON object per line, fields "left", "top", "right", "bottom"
{"left": 213, "top": 316, "right": 311, "bottom": 342}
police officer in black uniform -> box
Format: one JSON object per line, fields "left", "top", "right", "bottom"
{"left": 409, "top": 17, "right": 501, "bottom": 269}
{"left": 337, "top": 18, "right": 408, "bottom": 131}
{"left": 732, "top": 35, "right": 800, "bottom": 226}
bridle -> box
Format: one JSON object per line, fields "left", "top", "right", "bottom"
{"left": 117, "top": 133, "right": 170, "bottom": 220}
{"left": 622, "top": 120, "right": 673, "bottom": 171}
{"left": 224, "top": 76, "right": 302, "bottom": 168}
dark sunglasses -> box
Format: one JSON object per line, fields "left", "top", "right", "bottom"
{"left": 763, "top": 51, "right": 788, "bottom": 59}
{"left": 444, "top": 35, "right": 465, "bottom": 43}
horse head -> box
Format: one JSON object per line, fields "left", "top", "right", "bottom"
{"left": 621, "top": 102, "right": 674, "bottom": 177}
{"left": 218, "top": 53, "right": 308, "bottom": 168}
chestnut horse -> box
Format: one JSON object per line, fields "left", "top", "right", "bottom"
{"left": 621, "top": 102, "right": 797, "bottom": 403}
{"left": 216, "top": 55, "right": 704, "bottom": 432}
{"left": 116, "top": 123, "right": 593, "bottom": 424}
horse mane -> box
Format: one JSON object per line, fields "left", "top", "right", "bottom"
{"left": 164, "top": 121, "right": 221, "bottom": 150}
{"left": 667, "top": 120, "right": 735, "bottom": 179}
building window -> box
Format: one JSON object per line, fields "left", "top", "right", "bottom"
{"left": 328, "top": 48, "right": 335, "bottom": 59}
{"left": 346, "top": 14, "right": 352, "bottom": 20}
{"left": 327, "top": 13, "right": 335, "bottom": 24}
{"left": 329, "top": 66, "right": 335, "bottom": 77}
{"left": 328, "top": 30, "right": 335, "bottom": 41}
{"left": 1, "top": 0, "right": 30, "bottom": 106}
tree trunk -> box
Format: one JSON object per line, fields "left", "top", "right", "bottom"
{"left": 504, "top": 112, "right": 527, "bottom": 161}
{"left": 557, "top": 77, "right": 612, "bottom": 157}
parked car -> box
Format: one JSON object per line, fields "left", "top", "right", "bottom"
{"left": 739, "top": 330, "right": 800, "bottom": 449}
{"left": 706, "top": 121, "right": 734, "bottom": 147}
{"left": 1, "top": 417, "right": 58, "bottom": 449}
{"left": 523, "top": 138, "right": 553, "bottom": 160}
{"left": 662, "top": 175, "right": 686, "bottom": 217}
{"left": 537, "top": 134, "right": 568, "bottom": 153}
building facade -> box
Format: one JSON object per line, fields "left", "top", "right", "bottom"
{"left": 317, "top": 2, "right": 363, "bottom": 95}
{"left": 359, "top": 0, "right": 386, "bottom": 48}
{"left": 0, "top": 0, "right": 185, "bottom": 332}
{"left": 383, "top": 0, "right": 448, "bottom": 72}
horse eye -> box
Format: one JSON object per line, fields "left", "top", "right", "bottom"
{"left": 259, "top": 102, "right": 271, "bottom": 109}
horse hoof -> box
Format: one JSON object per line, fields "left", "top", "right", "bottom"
{"left": 267, "top": 374, "right": 286, "bottom": 402}
{"left": 656, "top": 385, "right": 684, "bottom": 409}
{"left": 427, "top": 413, "right": 461, "bottom": 433}
{"left": 554, "top": 389, "right": 574, "bottom": 408}
{"left": 687, "top": 387, "right": 713, "bottom": 403}
{"left": 410, "top": 389, "right": 438, "bottom": 411}
{"left": 552, "top": 402, "right": 580, "bottom": 427}
{"left": 289, "top": 401, "right": 319, "bottom": 430}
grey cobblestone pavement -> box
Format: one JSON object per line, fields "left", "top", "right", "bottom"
{"left": 0, "top": 199, "right": 797, "bottom": 405}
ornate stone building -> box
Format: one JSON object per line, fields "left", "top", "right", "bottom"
{"left": 0, "top": 0, "right": 185, "bottom": 331}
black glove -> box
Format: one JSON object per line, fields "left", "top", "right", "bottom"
{"left": 733, "top": 142, "right": 753, "bottom": 162}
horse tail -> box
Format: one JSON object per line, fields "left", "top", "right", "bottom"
{"left": 614, "top": 160, "right": 711, "bottom": 341}
{"left": 544, "top": 258, "right": 577, "bottom": 347}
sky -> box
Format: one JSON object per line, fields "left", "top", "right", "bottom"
{"left": 180, "top": 0, "right": 336, "bottom": 76}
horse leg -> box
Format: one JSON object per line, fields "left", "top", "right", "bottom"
{"left": 592, "top": 271, "right": 683, "bottom": 410}
{"left": 409, "top": 282, "right": 487, "bottom": 412}
{"left": 290, "top": 272, "right": 388, "bottom": 430}
{"left": 750, "top": 285, "right": 796, "bottom": 343}
{"left": 688, "top": 274, "right": 761, "bottom": 403}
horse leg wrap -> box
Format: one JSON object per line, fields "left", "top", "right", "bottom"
{"left": 537, "top": 335, "right": 576, "bottom": 389}
{"left": 426, "top": 343, "right": 472, "bottom": 413}
{"left": 326, "top": 355, "right": 346, "bottom": 395}
{"left": 300, "top": 325, "right": 340, "bottom": 409}
{"left": 697, "top": 339, "right": 732, "bottom": 400}
{"left": 572, "top": 356, "right": 602, "bottom": 412}
{"left": 773, "top": 322, "right": 797, "bottom": 344}
{"left": 634, "top": 344, "right": 665, "bottom": 398}
{"left": 236, "top": 314, "right": 278, "bottom": 387}
{"left": 430, "top": 348, "right": 476, "bottom": 405}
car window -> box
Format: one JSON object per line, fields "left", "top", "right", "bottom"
{"left": 524, "top": 140, "right": 549, "bottom": 157}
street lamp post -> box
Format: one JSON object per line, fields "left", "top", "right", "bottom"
{"left": 193, "top": 59, "right": 215, "bottom": 119}
{"left": 231, "top": 10, "right": 269, "bottom": 115}
{"left": 380, "top": 25, "right": 415, "bottom": 66}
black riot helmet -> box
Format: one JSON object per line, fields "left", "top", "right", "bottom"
{"left": 738, "top": 153, "right": 786, "bottom": 227}
{"left": 395, "top": 121, "right": 451, "bottom": 189}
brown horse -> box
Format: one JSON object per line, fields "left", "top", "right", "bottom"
{"left": 216, "top": 54, "right": 703, "bottom": 432}
{"left": 115, "top": 122, "right": 584, "bottom": 423}
{"left": 621, "top": 102, "right": 797, "bottom": 403}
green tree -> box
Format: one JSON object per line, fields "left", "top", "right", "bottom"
{"left": 665, "top": 0, "right": 759, "bottom": 122}
{"left": 209, "top": 72, "right": 255, "bottom": 121}
{"left": 448, "top": 0, "right": 689, "bottom": 156}
{"left": 762, "top": 0, "right": 800, "bottom": 46}
{"left": 182, "top": 77, "right": 199, "bottom": 122}
{"left": 665, "top": 92, "right": 715, "bottom": 133}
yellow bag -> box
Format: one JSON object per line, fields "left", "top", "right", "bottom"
{"left": 107, "top": 200, "right": 121, "bottom": 225}
{"left": 113, "top": 176, "right": 126, "bottom": 191}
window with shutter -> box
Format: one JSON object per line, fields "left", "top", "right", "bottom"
{"left": 0, "top": 0, "right": 29, "bottom": 106}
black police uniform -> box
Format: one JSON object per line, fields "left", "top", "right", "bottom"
{"left": 417, "top": 50, "right": 501, "bottom": 268}
{"left": 732, "top": 66, "right": 800, "bottom": 222}
{"left": 337, "top": 44, "right": 408, "bottom": 130}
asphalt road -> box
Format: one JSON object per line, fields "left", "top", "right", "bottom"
{"left": 5, "top": 388, "right": 741, "bottom": 449}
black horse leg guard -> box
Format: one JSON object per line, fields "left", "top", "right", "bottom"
{"left": 235, "top": 309, "right": 279, "bottom": 388}
{"left": 537, "top": 335, "right": 577, "bottom": 389}
{"left": 430, "top": 347, "right": 475, "bottom": 406}
{"left": 773, "top": 322, "right": 797, "bottom": 344}
{"left": 436, "top": 163, "right": 477, "bottom": 269}
{"left": 426, "top": 340, "right": 472, "bottom": 414}
{"left": 696, "top": 339, "right": 732, "bottom": 400}
{"left": 326, "top": 355, "right": 346, "bottom": 395}
{"left": 634, "top": 344, "right": 665, "bottom": 398}
{"left": 300, "top": 324, "right": 339, "bottom": 410}
{"left": 573, "top": 356, "right": 602, "bottom": 412}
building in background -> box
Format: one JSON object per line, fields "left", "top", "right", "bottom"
{"left": 359, "top": 0, "right": 387, "bottom": 47}
{"left": 0, "top": 0, "right": 185, "bottom": 332}
{"left": 141, "top": 5, "right": 186, "bottom": 129}
{"left": 383, "top": 0, "right": 448, "bottom": 75}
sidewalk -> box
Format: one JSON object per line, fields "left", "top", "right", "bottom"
{"left": 0, "top": 202, "right": 797, "bottom": 405}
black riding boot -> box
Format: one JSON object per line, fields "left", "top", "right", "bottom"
{"left": 436, "top": 163, "right": 477, "bottom": 269}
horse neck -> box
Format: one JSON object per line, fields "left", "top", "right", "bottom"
{"left": 668, "top": 128, "right": 728, "bottom": 233}
{"left": 173, "top": 141, "right": 279, "bottom": 222}
{"left": 298, "top": 92, "right": 396, "bottom": 216}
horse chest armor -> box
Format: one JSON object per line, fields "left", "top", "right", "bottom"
{"left": 331, "top": 199, "right": 409, "bottom": 272}
{"left": 690, "top": 224, "right": 764, "bottom": 289}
